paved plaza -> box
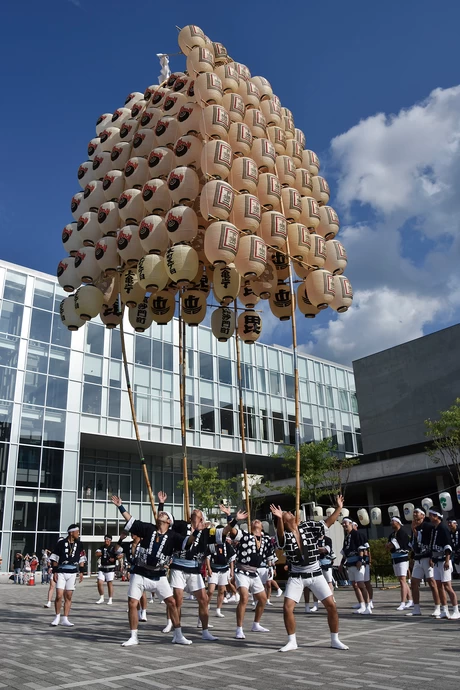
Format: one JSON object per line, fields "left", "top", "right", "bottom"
{"left": 1, "top": 579, "right": 459, "bottom": 690}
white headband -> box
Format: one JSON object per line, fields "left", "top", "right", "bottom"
{"left": 352, "top": 522, "right": 358, "bottom": 527}
{"left": 342, "top": 518, "right": 352, "bottom": 524}
{"left": 68, "top": 527, "right": 79, "bottom": 533}
{"left": 429, "top": 509, "right": 443, "bottom": 519}
{"left": 413, "top": 508, "right": 425, "bottom": 515}
{"left": 391, "top": 517, "right": 402, "bottom": 525}
{"left": 163, "top": 511, "right": 174, "bottom": 525}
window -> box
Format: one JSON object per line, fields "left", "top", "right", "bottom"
{"left": 20, "top": 406, "right": 43, "bottom": 445}
{"left": 272, "top": 412, "right": 285, "bottom": 443}
{"left": 30, "top": 309, "right": 52, "bottom": 342}
{"left": 49, "top": 346, "right": 69, "bottom": 378}
{"left": 0, "top": 301, "right": 23, "bottom": 335}
{"left": 317, "top": 384, "right": 325, "bottom": 406}
{"left": 43, "top": 409, "right": 66, "bottom": 448}
{"left": 38, "top": 491, "right": 61, "bottom": 531}
{"left": 351, "top": 392, "right": 359, "bottom": 414}
{"left": 82, "top": 384, "right": 102, "bottom": 415}
{"left": 46, "top": 377, "right": 68, "bottom": 409}
{"left": 325, "top": 386, "right": 334, "bottom": 408}
{"left": 108, "top": 388, "right": 121, "bottom": 418}
{"left": 243, "top": 405, "right": 256, "bottom": 439}
{"left": 200, "top": 406, "right": 215, "bottom": 433}
{"left": 86, "top": 323, "right": 104, "bottom": 355}
{"left": 17, "top": 446, "right": 41, "bottom": 487}
{"left": 152, "top": 339, "right": 162, "bottom": 369}
{"left": 261, "top": 411, "right": 270, "bottom": 441}
{"left": 109, "top": 360, "right": 122, "bottom": 388}
{"left": 258, "top": 369, "right": 267, "bottom": 393}
{"left": 13, "top": 489, "right": 38, "bottom": 530}
{"left": 344, "top": 430, "right": 354, "bottom": 454}
{"left": 220, "top": 406, "right": 234, "bottom": 435}
{"left": 111, "top": 331, "right": 122, "bottom": 360}
{"left": 288, "top": 414, "right": 296, "bottom": 445}
{"left": 135, "top": 337, "right": 151, "bottom": 366}
{"left": 356, "top": 428, "right": 363, "bottom": 454}
{"left": 270, "top": 371, "right": 281, "bottom": 396}
{"left": 338, "top": 390, "right": 349, "bottom": 412}
{"left": 4, "top": 271, "right": 26, "bottom": 302}
{"left": 84, "top": 355, "right": 103, "bottom": 384}
{"left": 186, "top": 402, "right": 195, "bottom": 430}
{"left": 187, "top": 349, "right": 194, "bottom": 376}
{"left": 26, "top": 341, "right": 48, "bottom": 373}
{"left": 200, "top": 381, "right": 214, "bottom": 405}
{"left": 241, "top": 363, "right": 253, "bottom": 390}
{"left": 0, "top": 401, "right": 12, "bottom": 442}
{"left": 51, "top": 314, "right": 71, "bottom": 348}
{"left": 135, "top": 394, "right": 150, "bottom": 423}
{"left": 218, "top": 358, "right": 232, "bottom": 385}
{"left": 23, "top": 372, "right": 46, "bottom": 406}
{"left": 34, "top": 279, "right": 54, "bottom": 310}
{"left": 0, "top": 334, "right": 19, "bottom": 368}
{"left": 285, "top": 375, "right": 295, "bottom": 399}
{"left": 200, "top": 353, "right": 213, "bottom": 381}
{"left": 0, "top": 366, "right": 16, "bottom": 399}
{"left": 163, "top": 343, "right": 173, "bottom": 371}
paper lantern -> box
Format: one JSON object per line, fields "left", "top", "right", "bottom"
{"left": 300, "top": 196, "right": 321, "bottom": 231}
{"left": 313, "top": 506, "right": 323, "bottom": 521}
{"left": 76, "top": 212, "right": 102, "bottom": 246}
{"left": 307, "top": 234, "right": 327, "bottom": 268}
{"left": 163, "top": 91, "right": 188, "bottom": 117}
{"left": 149, "top": 289, "right": 175, "bottom": 325}
{"left": 268, "top": 126, "right": 287, "bottom": 155}
{"left": 100, "top": 303, "right": 123, "bottom": 329}
{"left": 95, "top": 113, "right": 112, "bottom": 136}
{"left": 120, "top": 119, "right": 139, "bottom": 144}
{"left": 317, "top": 206, "right": 340, "bottom": 240}
{"left": 439, "top": 492, "right": 453, "bottom": 512}
{"left": 118, "top": 189, "right": 145, "bottom": 224}
{"left": 282, "top": 116, "right": 295, "bottom": 140}
{"left": 130, "top": 98, "right": 148, "bottom": 118}
{"left": 194, "top": 72, "right": 223, "bottom": 105}
{"left": 103, "top": 170, "right": 124, "bottom": 201}
{"left": 222, "top": 93, "right": 245, "bottom": 123}
{"left": 239, "top": 281, "right": 260, "bottom": 308}
{"left": 96, "top": 274, "right": 118, "bottom": 307}
{"left": 201, "top": 104, "right": 231, "bottom": 141}
{"left": 201, "top": 139, "right": 232, "bottom": 179}
{"left": 297, "top": 283, "right": 320, "bottom": 318}
{"left": 200, "top": 180, "right": 235, "bottom": 220}
{"left": 124, "top": 157, "right": 149, "bottom": 189}
{"left": 312, "top": 175, "right": 330, "bottom": 206}
{"left": 421, "top": 498, "right": 433, "bottom": 513}
{"left": 57, "top": 256, "right": 80, "bottom": 292}
{"left": 167, "top": 71, "right": 185, "bottom": 89}
{"left": 230, "top": 193, "right": 261, "bottom": 234}
{"left": 177, "top": 102, "right": 202, "bottom": 136}
{"left": 83, "top": 180, "right": 106, "bottom": 212}
{"left": 285, "top": 139, "right": 303, "bottom": 167}
{"left": 403, "top": 503, "right": 414, "bottom": 521}
{"left": 60, "top": 298, "right": 85, "bottom": 331}
{"left": 228, "top": 122, "right": 253, "bottom": 156}
{"left": 271, "top": 250, "right": 290, "bottom": 281}
{"left": 128, "top": 301, "right": 154, "bottom": 333}
{"left": 94, "top": 236, "right": 119, "bottom": 275}
{"left": 238, "top": 79, "right": 260, "bottom": 110}
{"left": 251, "top": 138, "right": 276, "bottom": 173}
{"left": 238, "top": 309, "right": 262, "bottom": 344}
{"left": 305, "top": 268, "right": 334, "bottom": 309}
{"left": 120, "top": 268, "right": 145, "bottom": 307}
{"left": 281, "top": 187, "right": 302, "bottom": 222}
{"left": 165, "top": 245, "right": 199, "bottom": 285}
{"left": 295, "top": 128, "right": 306, "bottom": 149}
{"left": 174, "top": 135, "right": 203, "bottom": 169}
{"left": 186, "top": 46, "right": 215, "bottom": 75}
{"left": 325, "top": 240, "right": 347, "bottom": 275}
{"left": 288, "top": 223, "right": 311, "bottom": 260}
{"left": 154, "top": 117, "right": 179, "bottom": 149}
{"left": 73, "top": 285, "right": 104, "bottom": 321}
{"left": 165, "top": 205, "right": 198, "bottom": 244}
{"left": 148, "top": 147, "right": 175, "bottom": 179}
{"left": 74, "top": 246, "right": 101, "bottom": 284}
{"left": 388, "top": 505, "right": 400, "bottom": 519}
{"left": 97, "top": 201, "right": 120, "bottom": 237}
{"left": 257, "top": 173, "right": 281, "bottom": 211}
{"left": 124, "top": 91, "right": 144, "bottom": 110}
{"left": 173, "top": 74, "right": 193, "bottom": 94}
{"left": 325, "top": 507, "right": 335, "bottom": 518}
{"left": 142, "top": 178, "right": 171, "bottom": 215}
{"left": 139, "top": 107, "right": 163, "bottom": 130}
{"left": 195, "top": 265, "right": 211, "bottom": 294}
{"left": 338, "top": 508, "right": 349, "bottom": 524}
{"left": 234, "top": 235, "right": 267, "bottom": 278}
{"left": 260, "top": 98, "right": 281, "bottom": 127}
{"left": 144, "top": 84, "right": 160, "bottom": 101}
{"left": 92, "top": 151, "right": 113, "bottom": 181}
{"left": 244, "top": 109, "right": 267, "bottom": 139}
{"left": 167, "top": 166, "right": 200, "bottom": 205}
{"left": 269, "top": 283, "right": 292, "bottom": 321}
{"left": 294, "top": 169, "right": 313, "bottom": 197}
{"left": 211, "top": 306, "right": 235, "bottom": 341}
{"left": 371, "top": 507, "right": 382, "bottom": 525}
{"left": 77, "top": 160, "right": 97, "bottom": 188}
{"left": 330, "top": 275, "right": 353, "bottom": 313}
{"left": 281, "top": 106, "right": 293, "bottom": 119}
{"left": 275, "top": 156, "right": 296, "bottom": 187}
{"left": 62, "top": 223, "right": 82, "bottom": 256}
{"left": 181, "top": 290, "right": 207, "bottom": 326}
{"left": 229, "top": 157, "right": 258, "bottom": 195}
{"left": 71, "top": 191, "right": 85, "bottom": 220}
{"left": 358, "top": 509, "right": 370, "bottom": 526}
{"left": 139, "top": 214, "right": 169, "bottom": 255}
{"left": 213, "top": 263, "right": 241, "bottom": 305}
{"left": 235, "top": 62, "right": 251, "bottom": 82}
{"left": 110, "top": 142, "right": 133, "bottom": 171}
{"left": 302, "top": 149, "right": 320, "bottom": 176}
{"left": 251, "top": 260, "right": 277, "bottom": 299}
{"left": 150, "top": 87, "right": 170, "bottom": 109}
{"left": 259, "top": 211, "right": 287, "bottom": 250}
{"left": 212, "top": 42, "right": 228, "bottom": 65}
{"left": 215, "top": 64, "right": 239, "bottom": 93}
{"left": 251, "top": 76, "right": 273, "bottom": 100}
{"left": 292, "top": 260, "right": 310, "bottom": 280}
{"left": 110, "top": 107, "right": 132, "bottom": 129}
{"left": 191, "top": 227, "right": 207, "bottom": 264}
{"left": 117, "top": 225, "right": 144, "bottom": 266}
{"left": 98, "top": 127, "right": 121, "bottom": 153}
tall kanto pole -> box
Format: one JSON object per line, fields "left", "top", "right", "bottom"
{"left": 178, "top": 297, "right": 191, "bottom": 522}
{"left": 234, "top": 300, "right": 251, "bottom": 524}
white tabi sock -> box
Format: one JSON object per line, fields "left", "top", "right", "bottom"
{"left": 235, "top": 626, "right": 245, "bottom": 639}
{"left": 202, "top": 629, "right": 219, "bottom": 641}
{"left": 61, "top": 616, "right": 74, "bottom": 627}
{"left": 172, "top": 627, "right": 193, "bottom": 645}
{"left": 279, "top": 634, "right": 298, "bottom": 653}
{"left": 107, "top": 598, "right": 113, "bottom": 605}
{"left": 251, "top": 622, "right": 269, "bottom": 632}
{"left": 121, "top": 630, "right": 139, "bottom": 646}
{"left": 331, "top": 633, "right": 349, "bottom": 650}
{"left": 51, "top": 614, "right": 60, "bottom": 626}
{"left": 162, "top": 619, "right": 173, "bottom": 633}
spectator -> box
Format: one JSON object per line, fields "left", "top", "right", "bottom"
{"left": 41, "top": 550, "right": 51, "bottom": 584}
{"left": 13, "top": 552, "right": 23, "bottom": 584}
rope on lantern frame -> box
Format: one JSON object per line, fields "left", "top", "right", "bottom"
{"left": 314, "top": 481, "right": 460, "bottom": 511}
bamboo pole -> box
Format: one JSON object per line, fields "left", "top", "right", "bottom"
{"left": 234, "top": 300, "right": 251, "bottom": 524}
{"left": 178, "top": 296, "right": 191, "bottom": 522}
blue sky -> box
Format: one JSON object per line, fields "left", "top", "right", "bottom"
{"left": 2, "top": 0, "right": 460, "bottom": 364}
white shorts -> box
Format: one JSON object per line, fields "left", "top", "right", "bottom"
{"left": 97, "top": 570, "right": 115, "bottom": 582}
{"left": 258, "top": 567, "right": 269, "bottom": 585}
{"left": 347, "top": 565, "right": 365, "bottom": 583}
{"left": 208, "top": 570, "right": 230, "bottom": 587}
{"left": 412, "top": 558, "right": 434, "bottom": 580}
{"left": 364, "top": 564, "right": 370, "bottom": 581}
{"left": 170, "top": 569, "right": 205, "bottom": 593}
{"left": 434, "top": 561, "right": 452, "bottom": 583}
{"left": 393, "top": 561, "right": 409, "bottom": 577}
{"left": 321, "top": 567, "right": 333, "bottom": 584}
{"left": 235, "top": 572, "right": 265, "bottom": 595}
{"left": 56, "top": 573, "right": 77, "bottom": 591}
{"left": 128, "top": 573, "right": 173, "bottom": 601}
{"left": 285, "top": 572, "right": 332, "bottom": 603}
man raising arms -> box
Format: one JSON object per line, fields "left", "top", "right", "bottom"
{"left": 49, "top": 524, "right": 86, "bottom": 627}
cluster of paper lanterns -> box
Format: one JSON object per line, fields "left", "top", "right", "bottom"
{"left": 58, "top": 24, "right": 353, "bottom": 343}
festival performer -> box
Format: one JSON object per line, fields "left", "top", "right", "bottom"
{"left": 447, "top": 518, "right": 460, "bottom": 575}
{"left": 220, "top": 505, "right": 272, "bottom": 639}
{"left": 341, "top": 518, "right": 372, "bottom": 614}
{"left": 49, "top": 524, "right": 86, "bottom": 627}
{"left": 270, "top": 497, "right": 349, "bottom": 653}
{"left": 362, "top": 539, "right": 374, "bottom": 609}
{"left": 408, "top": 507, "right": 440, "bottom": 617}
{"left": 95, "top": 535, "right": 123, "bottom": 605}
{"left": 206, "top": 537, "right": 236, "bottom": 618}
{"left": 428, "top": 507, "right": 460, "bottom": 619}
{"left": 386, "top": 517, "right": 413, "bottom": 610}
{"left": 111, "top": 495, "right": 192, "bottom": 646}
{"left": 304, "top": 534, "right": 335, "bottom": 612}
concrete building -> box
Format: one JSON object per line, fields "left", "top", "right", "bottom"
{"left": 0, "top": 260, "right": 360, "bottom": 569}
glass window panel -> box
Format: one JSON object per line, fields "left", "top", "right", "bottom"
{"left": 152, "top": 397, "right": 161, "bottom": 424}
{"left": 344, "top": 431, "right": 354, "bottom": 454}
{"left": 218, "top": 357, "right": 232, "bottom": 385}
{"left": 243, "top": 406, "right": 256, "bottom": 439}
{"left": 351, "top": 392, "right": 359, "bottom": 414}
{"left": 30, "top": 308, "right": 52, "bottom": 343}
{"left": 0, "top": 334, "right": 19, "bottom": 368}
{"left": 220, "top": 408, "right": 234, "bottom": 435}
{"left": 82, "top": 520, "right": 93, "bottom": 535}
{"left": 20, "top": 405, "right": 43, "bottom": 445}
{"left": 317, "top": 384, "right": 325, "bottom": 406}
{"left": 187, "top": 349, "right": 194, "bottom": 376}
{"left": 46, "top": 377, "right": 68, "bottom": 409}
{"left": 272, "top": 412, "right": 285, "bottom": 443}
{"left": 270, "top": 371, "right": 281, "bottom": 396}
{"left": 285, "top": 374, "right": 295, "bottom": 399}
{"left": 163, "top": 343, "right": 173, "bottom": 371}
{"left": 261, "top": 410, "right": 270, "bottom": 441}
{"left": 4, "top": 271, "right": 26, "bottom": 303}
{"left": 34, "top": 279, "right": 54, "bottom": 310}
{"left": 258, "top": 369, "right": 267, "bottom": 393}
{"left": 163, "top": 372, "right": 173, "bottom": 392}
{"left": 199, "top": 328, "right": 212, "bottom": 353}
{"left": 49, "top": 346, "right": 69, "bottom": 378}
{"left": 26, "top": 341, "right": 48, "bottom": 373}
{"left": 200, "top": 381, "right": 214, "bottom": 405}
{"left": 82, "top": 384, "right": 102, "bottom": 415}
{"left": 338, "top": 390, "right": 349, "bottom": 412}
{"left": 0, "top": 366, "right": 16, "bottom": 400}
{"left": 43, "top": 409, "right": 66, "bottom": 448}
{"left": 219, "top": 384, "right": 232, "bottom": 405}
{"left": 24, "top": 371, "right": 46, "bottom": 406}
{"left": 336, "top": 369, "right": 346, "bottom": 388}
{"left": 268, "top": 349, "right": 278, "bottom": 370}
{"left": 109, "top": 360, "right": 122, "bottom": 388}
{"left": 200, "top": 406, "right": 215, "bottom": 433}
{"left": 200, "top": 353, "right": 213, "bottom": 380}
{"left": 40, "top": 449, "right": 63, "bottom": 489}
{"left": 309, "top": 382, "right": 317, "bottom": 405}
{"left": 51, "top": 314, "right": 71, "bottom": 347}
{"left": 135, "top": 336, "right": 151, "bottom": 366}
{"left": 135, "top": 394, "right": 150, "bottom": 424}
{"left": 356, "top": 431, "right": 363, "bottom": 454}
{"left": 298, "top": 358, "right": 307, "bottom": 380}
{"left": 119, "top": 473, "right": 130, "bottom": 497}
{"left": 152, "top": 339, "right": 162, "bottom": 369}
{"left": 108, "top": 388, "right": 121, "bottom": 418}
{"left": 95, "top": 475, "right": 106, "bottom": 500}
{"left": 0, "top": 301, "right": 23, "bottom": 336}
{"left": 186, "top": 402, "right": 195, "bottom": 430}
{"left": 241, "top": 363, "right": 253, "bottom": 389}
{"left": 86, "top": 323, "right": 104, "bottom": 355}
{"left": 151, "top": 370, "right": 161, "bottom": 395}
{"left": 299, "top": 380, "right": 308, "bottom": 402}
{"left": 84, "top": 354, "right": 103, "bottom": 384}
{"left": 325, "top": 386, "right": 334, "bottom": 408}
{"left": 288, "top": 414, "right": 295, "bottom": 445}
{"left": 186, "top": 376, "right": 194, "bottom": 402}
{"left": 131, "top": 469, "right": 141, "bottom": 501}
{"left": 283, "top": 352, "right": 294, "bottom": 375}
{"left": 0, "top": 402, "right": 12, "bottom": 443}
{"left": 17, "top": 446, "right": 41, "bottom": 487}
{"left": 13, "top": 489, "right": 38, "bottom": 530}
{"left": 163, "top": 399, "right": 173, "bottom": 426}
{"left": 111, "top": 331, "right": 122, "bottom": 360}
{"left": 94, "top": 520, "right": 106, "bottom": 535}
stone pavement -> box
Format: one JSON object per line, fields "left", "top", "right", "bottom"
{"left": 1, "top": 579, "right": 460, "bottom": 690}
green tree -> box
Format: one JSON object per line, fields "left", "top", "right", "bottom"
{"left": 425, "top": 398, "right": 460, "bottom": 485}
{"left": 177, "top": 465, "right": 237, "bottom": 521}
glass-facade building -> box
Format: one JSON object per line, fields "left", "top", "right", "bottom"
{"left": 0, "top": 260, "right": 360, "bottom": 569}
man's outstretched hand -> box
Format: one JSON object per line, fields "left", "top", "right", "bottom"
{"left": 270, "top": 504, "right": 283, "bottom": 519}
{"left": 158, "top": 491, "right": 167, "bottom": 504}
{"left": 111, "top": 495, "right": 122, "bottom": 507}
